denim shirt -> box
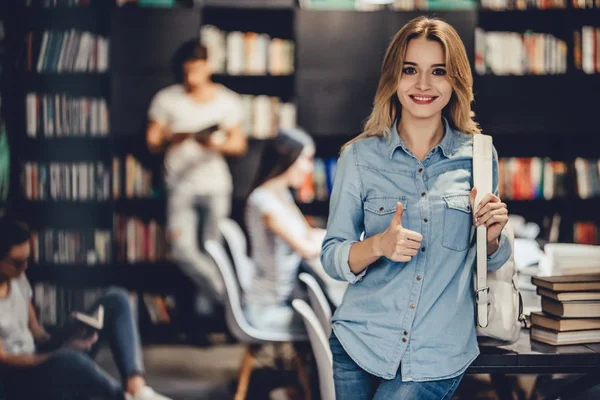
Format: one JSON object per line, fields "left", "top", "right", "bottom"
{"left": 321, "top": 118, "right": 512, "bottom": 381}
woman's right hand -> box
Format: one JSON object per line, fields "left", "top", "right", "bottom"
{"left": 375, "top": 202, "right": 423, "bottom": 262}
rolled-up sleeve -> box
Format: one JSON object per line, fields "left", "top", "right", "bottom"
{"left": 320, "top": 144, "right": 366, "bottom": 283}
{"left": 487, "top": 227, "right": 512, "bottom": 271}
{"left": 487, "top": 145, "right": 513, "bottom": 271}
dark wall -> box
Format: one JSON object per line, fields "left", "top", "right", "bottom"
{"left": 110, "top": 8, "right": 201, "bottom": 137}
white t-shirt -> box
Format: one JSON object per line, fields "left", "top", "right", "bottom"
{"left": 245, "top": 188, "right": 307, "bottom": 304}
{"left": 0, "top": 274, "right": 36, "bottom": 355}
{"left": 148, "top": 84, "right": 243, "bottom": 195}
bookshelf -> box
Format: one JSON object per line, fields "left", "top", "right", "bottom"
{"left": 3, "top": 1, "right": 600, "bottom": 334}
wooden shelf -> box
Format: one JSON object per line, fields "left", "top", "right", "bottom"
{"left": 20, "top": 72, "right": 110, "bottom": 96}
{"left": 17, "top": 137, "right": 111, "bottom": 161}
{"left": 27, "top": 261, "right": 187, "bottom": 292}
{"left": 20, "top": 6, "right": 110, "bottom": 33}
{"left": 211, "top": 74, "right": 295, "bottom": 99}
{"left": 296, "top": 198, "right": 600, "bottom": 218}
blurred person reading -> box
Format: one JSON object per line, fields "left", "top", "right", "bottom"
{"left": 0, "top": 217, "right": 171, "bottom": 400}
{"left": 146, "top": 39, "right": 247, "bottom": 324}
{"left": 244, "top": 128, "right": 342, "bottom": 334}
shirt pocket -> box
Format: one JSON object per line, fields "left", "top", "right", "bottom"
{"left": 363, "top": 196, "right": 407, "bottom": 238}
{"left": 442, "top": 193, "right": 472, "bottom": 251}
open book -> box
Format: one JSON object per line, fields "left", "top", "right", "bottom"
{"left": 72, "top": 305, "right": 104, "bottom": 331}
{"left": 39, "top": 306, "right": 104, "bottom": 351}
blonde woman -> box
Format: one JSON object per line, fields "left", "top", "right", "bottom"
{"left": 321, "top": 17, "right": 511, "bottom": 399}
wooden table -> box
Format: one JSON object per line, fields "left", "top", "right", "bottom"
{"left": 468, "top": 329, "right": 600, "bottom": 399}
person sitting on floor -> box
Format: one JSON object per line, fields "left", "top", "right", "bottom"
{"left": 243, "top": 128, "right": 327, "bottom": 334}
{"left": 0, "top": 216, "right": 171, "bottom": 400}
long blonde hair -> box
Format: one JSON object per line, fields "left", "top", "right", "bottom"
{"left": 343, "top": 16, "right": 479, "bottom": 151}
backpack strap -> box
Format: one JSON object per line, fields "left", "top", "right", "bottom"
{"left": 473, "top": 134, "right": 493, "bottom": 329}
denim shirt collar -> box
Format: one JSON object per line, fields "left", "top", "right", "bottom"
{"left": 386, "top": 117, "right": 456, "bottom": 159}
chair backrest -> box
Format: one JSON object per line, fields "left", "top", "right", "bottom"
{"left": 205, "top": 239, "right": 256, "bottom": 343}
{"left": 292, "top": 299, "right": 335, "bottom": 400}
{"left": 205, "top": 239, "right": 307, "bottom": 344}
{"left": 299, "top": 273, "right": 332, "bottom": 337}
{"left": 218, "top": 218, "right": 255, "bottom": 293}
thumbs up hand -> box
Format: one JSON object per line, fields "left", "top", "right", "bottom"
{"left": 374, "top": 202, "right": 423, "bottom": 263}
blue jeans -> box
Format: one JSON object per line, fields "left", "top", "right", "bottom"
{"left": 330, "top": 332, "right": 463, "bottom": 400}
{"left": 5, "top": 287, "right": 144, "bottom": 400}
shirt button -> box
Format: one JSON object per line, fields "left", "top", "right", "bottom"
{"left": 410, "top": 304, "right": 416, "bottom": 309}
{"left": 418, "top": 168, "right": 423, "bottom": 173}
{"left": 421, "top": 192, "right": 426, "bottom": 197}
{"left": 379, "top": 207, "right": 384, "bottom": 212}
{"left": 421, "top": 247, "right": 426, "bottom": 252}
{"left": 424, "top": 218, "right": 428, "bottom": 223}
{"left": 402, "top": 337, "right": 407, "bottom": 343}
{"left": 416, "top": 275, "right": 422, "bottom": 281}
{"left": 403, "top": 330, "right": 408, "bottom": 335}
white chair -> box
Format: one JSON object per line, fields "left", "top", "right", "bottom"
{"left": 299, "top": 272, "right": 333, "bottom": 337}
{"left": 204, "top": 240, "right": 309, "bottom": 400}
{"left": 218, "top": 218, "right": 255, "bottom": 293}
{"left": 292, "top": 299, "right": 335, "bottom": 400}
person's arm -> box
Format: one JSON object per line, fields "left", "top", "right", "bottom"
{"left": 0, "top": 337, "right": 49, "bottom": 367}
{"left": 28, "top": 303, "right": 51, "bottom": 345}
{"left": 204, "top": 123, "right": 247, "bottom": 156}
{"left": 320, "top": 145, "right": 367, "bottom": 283}
{"left": 262, "top": 211, "right": 321, "bottom": 260}
{"left": 146, "top": 120, "right": 169, "bottom": 153}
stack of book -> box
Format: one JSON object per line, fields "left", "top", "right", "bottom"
{"left": 530, "top": 274, "right": 600, "bottom": 345}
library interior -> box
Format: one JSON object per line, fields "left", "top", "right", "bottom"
{"left": 1, "top": 0, "right": 600, "bottom": 399}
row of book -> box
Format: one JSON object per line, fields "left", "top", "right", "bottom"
{"left": 498, "top": 158, "right": 568, "bottom": 200}
{"left": 572, "top": 0, "right": 600, "bottom": 7}
{"left": 574, "top": 222, "right": 598, "bottom": 245}
{"left": 23, "top": 161, "right": 111, "bottom": 201}
{"left": 295, "top": 156, "right": 596, "bottom": 203}
{"left": 200, "top": 25, "right": 294, "bottom": 76}
{"left": 530, "top": 274, "right": 600, "bottom": 345}
{"left": 119, "top": 156, "right": 154, "bottom": 199}
{"left": 31, "top": 229, "right": 112, "bottom": 265}
{"left": 574, "top": 26, "right": 600, "bottom": 75}
{"left": 475, "top": 29, "right": 568, "bottom": 76}
{"left": 22, "top": 155, "right": 156, "bottom": 201}
{"left": 32, "top": 282, "right": 170, "bottom": 330}
{"left": 24, "top": 0, "right": 93, "bottom": 6}
{"left": 575, "top": 158, "right": 600, "bottom": 199}
{"left": 26, "top": 30, "right": 109, "bottom": 73}
{"left": 114, "top": 214, "right": 168, "bottom": 264}
{"left": 240, "top": 95, "right": 296, "bottom": 139}
{"left": 480, "top": 0, "right": 567, "bottom": 9}
{"left": 26, "top": 94, "right": 109, "bottom": 137}
{"left": 301, "top": 0, "right": 477, "bottom": 9}
{"left": 30, "top": 215, "right": 168, "bottom": 265}
{"left": 296, "top": 157, "right": 337, "bottom": 204}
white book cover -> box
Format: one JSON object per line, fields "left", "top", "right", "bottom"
{"left": 226, "top": 31, "right": 245, "bottom": 75}
{"left": 252, "top": 95, "right": 273, "bottom": 139}
{"left": 36, "top": 31, "right": 50, "bottom": 73}
{"left": 79, "top": 162, "right": 87, "bottom": 201}
{"left": 582, "top": 26, "right": 594, "bottom": 74}
{"left": 71, "top": 164, "right": 78, "bottom": 201}
{"left": 26, "top": 93, "right": 37, "bottom": 137}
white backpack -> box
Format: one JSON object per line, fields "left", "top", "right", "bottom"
{"left": 473, "top": 134, "right": 524, "bottom": 345}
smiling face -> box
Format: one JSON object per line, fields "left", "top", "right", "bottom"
{"left": 396, "top": 37, "right": 453, "bottom": 121}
